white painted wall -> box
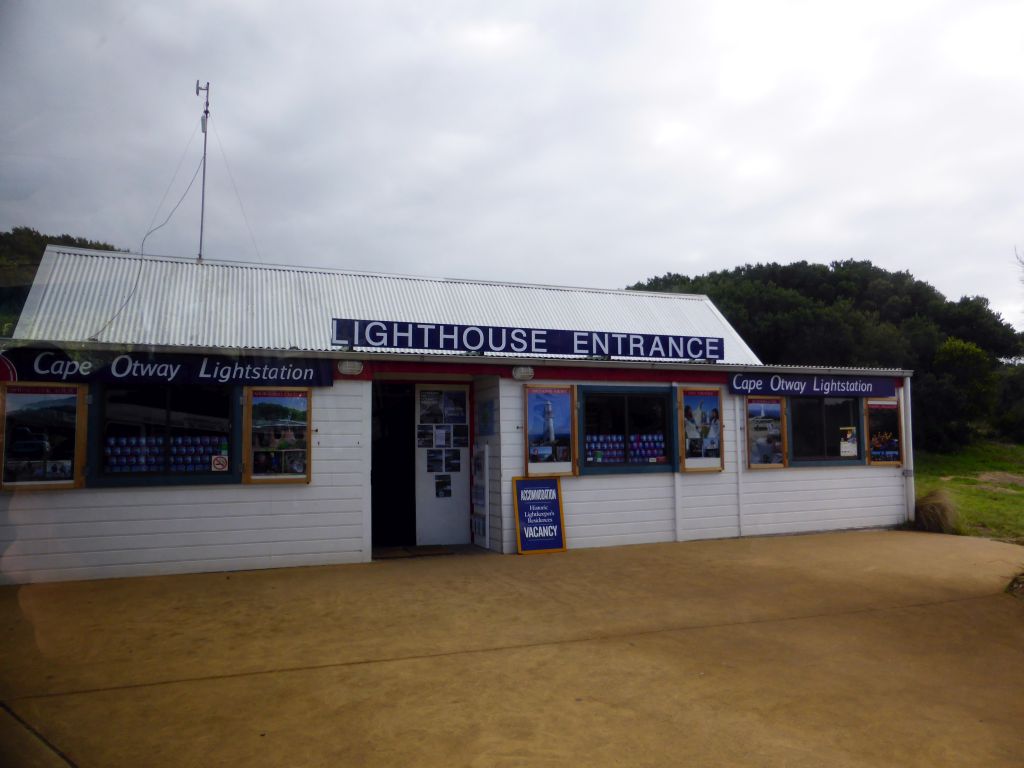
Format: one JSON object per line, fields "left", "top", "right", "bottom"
{"left": 738, "top": 466, "right": 907, "bottom": 535}
{"left": 0, "top": 380, "right": 373, "bottom": 583}
{"left": 0, "top": 374, "right": 911, "bottom": 583}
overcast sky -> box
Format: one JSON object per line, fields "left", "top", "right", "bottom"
{"left": 2, "top": 1, "right": 1023, "bottom": 328}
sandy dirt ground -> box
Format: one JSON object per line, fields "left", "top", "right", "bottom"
{"left": 1, "top": 530, "right": 1022, "bottom": 767}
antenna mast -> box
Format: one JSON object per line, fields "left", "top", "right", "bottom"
{"left": 196, "top": 80, "right": 210, "bottom": 262}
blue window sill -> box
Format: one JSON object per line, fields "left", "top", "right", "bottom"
{"left": 787, "top": 458, "right": 865, "bottom": 468}
{"left": 86, "top": 470, "right": 242, "bottom": 488}
{"left": 580, "top": 462, "right": 675, "bottom": 475}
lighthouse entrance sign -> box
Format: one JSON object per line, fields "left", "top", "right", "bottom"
{"left": 524, "top": 385, "right": 575, "bottom": 476}
{"left": 332, "top": 319, "right": 725, "bottom": 361}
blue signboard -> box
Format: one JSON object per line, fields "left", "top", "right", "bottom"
{"left": 513, "top": 476, "right": 567, "bottom": 554}
{"left": 728, "top": 372, "right": 896, "bottom": 398}
{"left": 0, "top": 347, "right": 334, "bottom": 386}
{"left": 332, "top": 318, "right": 725, "bottom": 361}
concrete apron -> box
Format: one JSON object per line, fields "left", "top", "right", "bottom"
{"left": 1, "top": 530, "right": 1022, "bottom": 767}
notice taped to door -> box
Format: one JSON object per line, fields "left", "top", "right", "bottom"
{"left": 513, "top": 476, "right": 566, "bottom": 554}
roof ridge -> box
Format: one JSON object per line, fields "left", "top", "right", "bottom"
{"left": 43, "top": 245, "right": 709, "bottom": 301}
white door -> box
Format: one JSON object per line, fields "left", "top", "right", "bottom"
{"left": 414, "top": 384, "right": 471, "bottom": 545}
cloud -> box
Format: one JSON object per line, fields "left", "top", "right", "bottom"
{"left": 0, "top": 0, "right": 1022, "bottom": 329}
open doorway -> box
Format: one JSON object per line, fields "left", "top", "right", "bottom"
{"left": 371, "top": 382, "right": 415, "bottom": 547}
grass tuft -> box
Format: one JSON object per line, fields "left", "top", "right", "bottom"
{"left": 914, "top": 489, "right": 963, "bottom": 535}
{"left": 915, "top": 441, "right": 1024, "bottom": 542}
{"left": 1007, "top": 573, "right": 1024, "bottom": 599}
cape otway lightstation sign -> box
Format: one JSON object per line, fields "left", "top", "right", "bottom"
{"left": 728, "top": 372, "right": 897, "bottom": 398}
{"left": 0, "top": 348, "right": 333, "bottom": 386}
{"left": 332, "top": 319, "right": 725, "bottom": 361}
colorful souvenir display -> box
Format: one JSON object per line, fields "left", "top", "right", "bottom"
{"left": 584, "top": 432, "right": 667, "bottom": 464}
{"left": 103, "top": 434, "right": 229, "bottom": 473}
{"left": 584, "top": 433, "right": 624, "bottom": 463}
{"left": 628, "top": 433, "right": 667, "bottom": 464}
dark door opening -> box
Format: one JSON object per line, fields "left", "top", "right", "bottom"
{"left": 371, "top": 382, "right": 416, "bottom": 547}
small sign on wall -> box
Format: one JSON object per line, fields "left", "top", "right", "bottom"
{"left": 513, "top": 476, "right": 566, "bottom": 554}
{"left": 839, "top": 426, "right": 858, "bottom": 457}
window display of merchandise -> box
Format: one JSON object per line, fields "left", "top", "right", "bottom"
{"left": 103, "top": 434, "right": 229, "bottom": 474}
{"left": 582, "top": 389, "right": 672, "bottom": 470}
{"left": 790, "top": 397, "right": 860, "bottom": 461}
{"left": 101, "top": 384, "right": 233, "bottom": 477}
{"left": 583, "top": 433, "right": 666, "bottom": 464}
{"left": 628, "top": 432, "right": 667, "bottom": 464}
{"left": 584, "top": 433, "right": 624, "bottom": 463}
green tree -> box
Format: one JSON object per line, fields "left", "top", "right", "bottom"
{"left": 631, "top": 260, "right": 1023, "bottom": 450}
{"left": 993, "top": 364, "right": 1024, "bottom": 441}
{"left": 0, "top": 227, "right": 120, "bottom": 336}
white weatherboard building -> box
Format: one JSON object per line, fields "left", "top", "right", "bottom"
{"left": 0, "top": 246, "right": 914, "bottom": 583}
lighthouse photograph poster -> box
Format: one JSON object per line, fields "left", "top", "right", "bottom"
{"left": 680, "top": 388, "right": 724, "bottom": 472}
{"left": 525, "top": 385, "right": 575, "bottom": 476}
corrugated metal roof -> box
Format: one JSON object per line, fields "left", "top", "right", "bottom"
{"left": 14, "top": 246, "right": 763, "bottom": 365}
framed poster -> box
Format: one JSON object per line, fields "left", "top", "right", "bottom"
{"left": 245, "top": 388, "right": 312, "bottom": 483}
{"left": 1, "top": 383, "right": 87, "bottom": 490}
{"left": 747, "top": 396, "right": 786, "bottom": 469}
{"left": 512, "top": 476, "right": 566, "bottom": 554}
{"left": 865, "top": 399, "right": 902, "bottom": 465}
{"left": 679, "top": 387, "right": 724, "bottom": 472}
{"left": 524, "top": 384, "right": 576, "bottom": 476}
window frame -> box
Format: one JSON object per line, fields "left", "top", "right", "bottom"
{"left": 678, "top": 386, "right": 725, "bottom": 473}
{"left": 746, "top": 396, "right": 788, "bottom": 470}
{"left": 865, "top": 398, "right": 903, "bottom": 466}
{"left": 577, "top": 385, "right": 677, "bottom": 475}
{"left": 786, "top": 396, "right": 865, "bottom": 467}
{"left": 1, "top": 381, "right": 88, "bottom": 491}
{"left": 244, "top": 386, "right": 313, "bottom": 485}
{"left": 86, "top": 381, "right": 242, "bottom": 488}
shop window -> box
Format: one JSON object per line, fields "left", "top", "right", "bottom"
{"left": 2, "top": 383, "right": 86, "bottom": 490}
{"left": 245, "top": 388, "right": 312, "bottom": 483}
{"left": 866, "top": 398, "right": 902, "bottom": 465}
{"left": 99, "top": 384, "right": 235, "bottom": 481}
{"left": 580, "top": 388, "right": 673, "bottom": 473}
{"left": 789, "top": 397, "right": 862, "bottom": 463}
{"left": 679, "top": 387, "right": 724, "bottom": 472}
{"left": 747, "top": 396, "right": 786, "bottom": 468}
